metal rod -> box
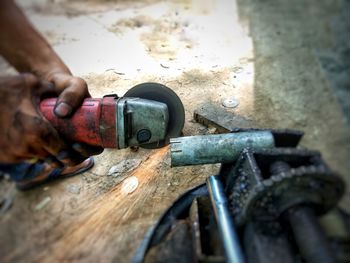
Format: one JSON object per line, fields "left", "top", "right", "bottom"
{"left": 207, "top": 175, "right": 245, "bottom": 263}
{"left": 284, "top": 206, "right": 335, "bottom": 263}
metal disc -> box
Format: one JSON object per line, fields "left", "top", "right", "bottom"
{"left": 124, "top": 82, "right": 185, "bottom": 149}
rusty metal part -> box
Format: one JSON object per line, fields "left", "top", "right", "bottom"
{"left": 225, "top": 147, "right": 344, "bottom": 263}
{"left": 193, "top": 106, "right": 253, "bottom": 133}
{"left": 284, "top": 206, "right": 335, "bottom": 263}
{"left": 189, "top": 197, "right": 225, "bottom": 262}
{"left": 134, "top": 128, "right": 347, "bottom": 263}
{"left": 243, "top": 220, "right": 297, "bottom": 263}
{"left": 226, "top": 148, "right": 344, "bottom": 226}
{"left": 132, "top": 184, "right": 208, "bottom": 263}
{"left": 193, "top": 106, "right": 304, "bottom": 148}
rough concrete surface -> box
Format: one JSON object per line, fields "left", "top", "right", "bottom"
{"left": 0, "top": 0, "right": 350, "bottom": 262}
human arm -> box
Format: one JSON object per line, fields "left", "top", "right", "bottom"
{"left": 0, "top": 0, "right": 88, "bottom": 117}
{"left": 0, "top": 0, "right": 103, "bottom": 165}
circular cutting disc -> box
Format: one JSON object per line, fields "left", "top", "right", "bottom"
{"left": 124, "top": 82, "right": 185, "bottom": 149}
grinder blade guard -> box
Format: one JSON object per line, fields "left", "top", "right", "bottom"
{"left": 124, "top": 82, "right": 185, "bottom": 149}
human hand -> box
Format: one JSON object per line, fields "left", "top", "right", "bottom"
{"left": 43, "top": 71, "right": 104, "bottom": 157}
{"left": 44, "top": 71, "right": 89, "bottom": 117}
{"left": 0, "top": 73, "right": 100, "bottom": 166}
{"left": 0, "top": 0, "right": 103, "bottom": 163}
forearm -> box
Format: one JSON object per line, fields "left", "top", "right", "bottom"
{"left": 0, "top": 0, "right": 70, "bottom": 78}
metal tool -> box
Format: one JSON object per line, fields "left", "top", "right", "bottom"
{"left": 207, "top": 175, "right": 244, "bottom": 263}
{"left": 40, "top": 82, "right": 185, "bottom": 149}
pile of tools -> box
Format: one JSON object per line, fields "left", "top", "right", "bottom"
{"left": 134, "top": 127, "right": 350, "bottom": 263}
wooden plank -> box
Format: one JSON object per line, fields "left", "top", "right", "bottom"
{"left": 0, "top": 146, "right": 218, "bottom": 263}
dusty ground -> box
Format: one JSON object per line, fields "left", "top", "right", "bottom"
{"left": 1, "top": 0, "right": 350, "bottom": 262}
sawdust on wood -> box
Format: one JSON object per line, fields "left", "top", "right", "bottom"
{"left": 5, "top": 147, "right": 167, "bottom": 261}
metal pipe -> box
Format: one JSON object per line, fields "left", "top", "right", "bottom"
{"left": 170, "top": 131, "right": 275, "bottom": 167}
{"left": 207, "top": 175, "right": 245, "bottom": 263}
{"left": 284, "top": 206, "right": 335, "bottom": 263}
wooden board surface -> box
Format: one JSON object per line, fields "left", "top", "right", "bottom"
{"left": 1, "top": 0, "right": 350, "bottom": 262}
{"left": 0, "top": 146, "right": 219, "bottom": 262}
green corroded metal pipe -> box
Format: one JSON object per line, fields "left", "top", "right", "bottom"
{"left": 170, "top": 131, "right": 275, "bottom": 167}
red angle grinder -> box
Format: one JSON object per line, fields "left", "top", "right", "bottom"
{"left": 40, "top": 82, "right": 185, "bottom": 149}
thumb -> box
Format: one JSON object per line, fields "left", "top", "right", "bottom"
{"left": 53, "top": 76, "right": 89, "bottom": 117}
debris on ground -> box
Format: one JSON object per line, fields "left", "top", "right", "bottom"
{"left": 34, "top": 196, "right": 51, "bottom": 211}
{"left": 121, "top": 176, "right": 139, "bottom": 195}
{"left": 222, "top": 97, "right": 239, "bottom": 108}
{"left": 66, "top": 184, "right": 81, "bottom": 195}
{"left": 0, "top": 185, "right": 16, "bottom": 215}
{"left": 107, "top": 159, "right": 142, "bottom": 177}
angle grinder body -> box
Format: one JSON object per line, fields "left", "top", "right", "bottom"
{"left": 39, "top": 83, "right": 185, "bottom": 149}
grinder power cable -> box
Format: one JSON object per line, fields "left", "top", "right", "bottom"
{"left": 39, "top": 82, "right": 185, "bottom": 149}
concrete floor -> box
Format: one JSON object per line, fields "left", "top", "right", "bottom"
{"left": 0, "top": 0, "right": 350, "bottom": 262}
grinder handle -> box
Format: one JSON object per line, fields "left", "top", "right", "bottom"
{"left": 39, "top": 97, "right": 117, "bottom": 148}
